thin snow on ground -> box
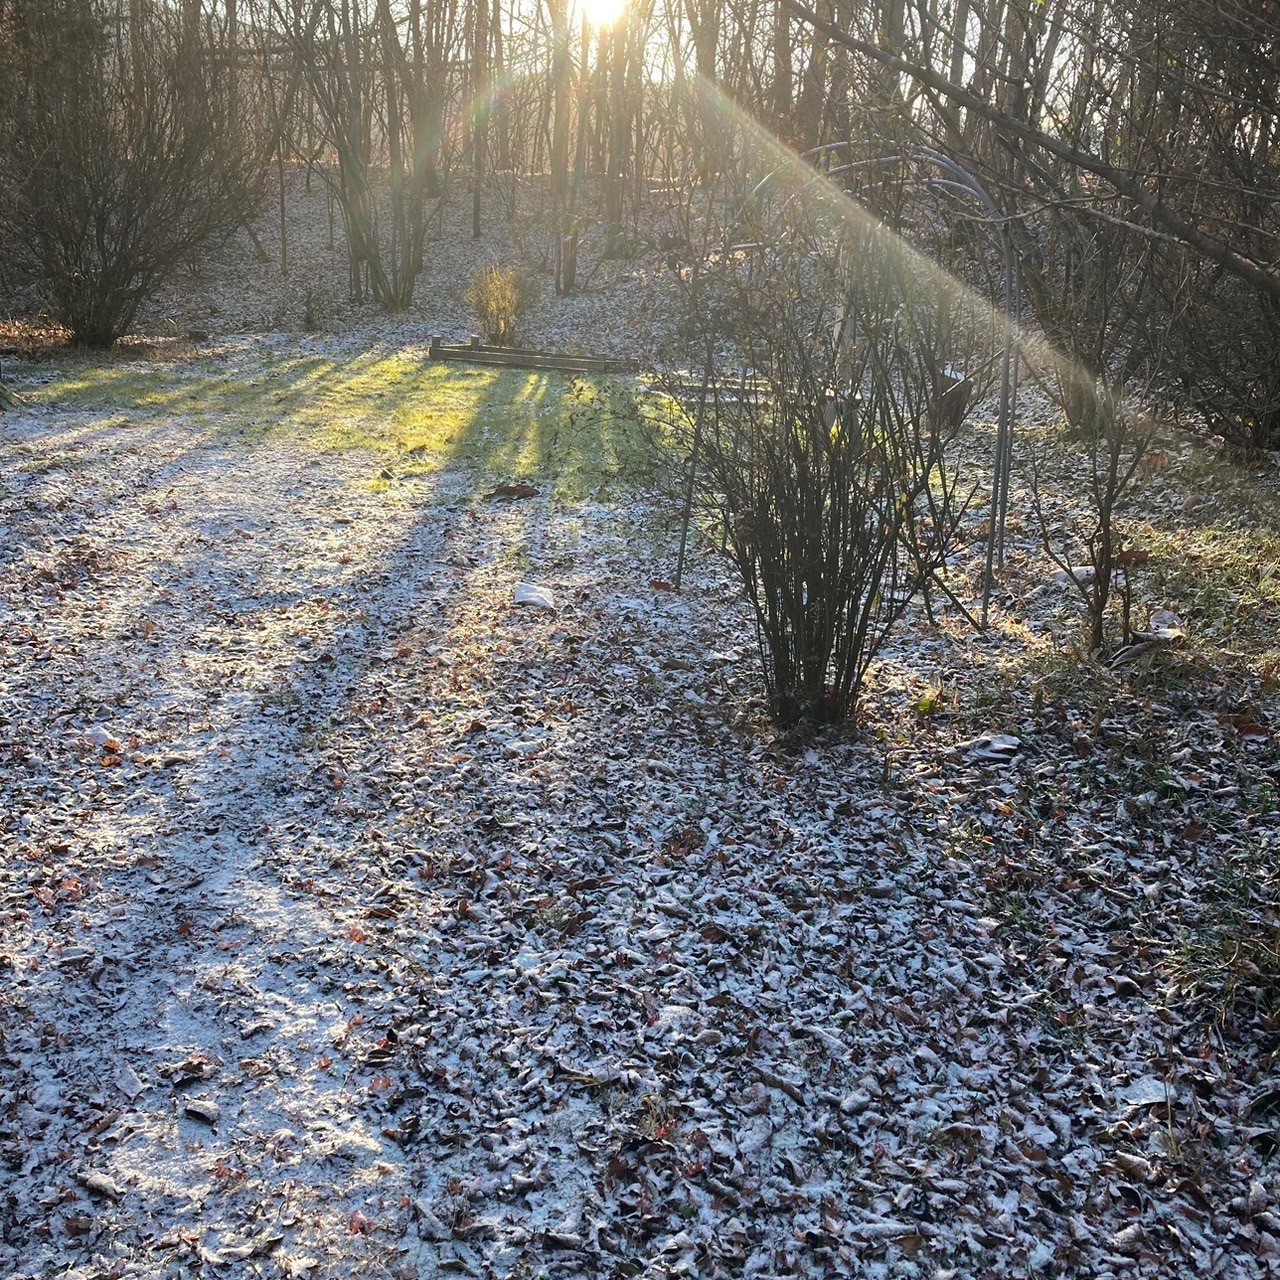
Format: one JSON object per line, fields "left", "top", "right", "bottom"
{"left": 2, "top": 363, "right": 1278, "bottom": 1279}
{"left": 127, "top": 167, "right": 686, "bottom": 361}
{"left": 2, "top": 176, "right": 1280, "bottom": 1279}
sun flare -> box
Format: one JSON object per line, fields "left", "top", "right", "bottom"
{"left": 578, "top": 0, "right": 628, "bottom": 29}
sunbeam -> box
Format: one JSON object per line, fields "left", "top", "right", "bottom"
{"left": 691, "top": 71, "right": 1124, "bottom": 432}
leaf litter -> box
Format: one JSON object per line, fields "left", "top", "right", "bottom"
{"left": 1, "top": 352, "right": 1279, "bottom": 1280}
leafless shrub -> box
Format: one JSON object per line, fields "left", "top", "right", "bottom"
{"left": 0, "top": 5, "right": 264, "bottom": 348}
{"left": 659, "top": 219, "right": 988, "bottom": 725}
{"left": 1018, "top": 207, "right": 1166, "bottom": 655}
{"left": 1029, "top": 393, "right": 1152, "bottom": 657}
{"left": 1170, "top": 280, "right": 1280, "bottom": 458}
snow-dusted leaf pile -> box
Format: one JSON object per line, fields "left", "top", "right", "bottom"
{"left": 2, "top": 346, "right": 1280, "bottom": 1280}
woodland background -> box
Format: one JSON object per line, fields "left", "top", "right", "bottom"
{"left": 0, "top": 0, "right": 1276, "bottom": 461}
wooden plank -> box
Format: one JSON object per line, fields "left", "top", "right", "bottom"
{"left": 427, "top": 335, "right": 635, "bottom": 376}
{"left": 432, "top": 348, "right": 627, "bottom": 371}
{"left": 432, "top": 350, "right": 626, "bottom": 374}
{"left": 651, "top": 377, "right": 769, "bottom": 408}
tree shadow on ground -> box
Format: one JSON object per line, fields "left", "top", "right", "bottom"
{"left": 22, "top": 349, "right": 652, "bottom": 502}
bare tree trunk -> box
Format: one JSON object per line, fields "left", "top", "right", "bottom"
{"left": 772, "top": 0, "right": 792, "bottom": 130}
{"left": 604, "top": 17, "right": 628, "bottom": 257}
{"left": 548, "top": 0, "right": 571, "bottom": 294}
{"left": 278, "top": 146, "right": 288, "bottom": 276}
{"left": 226, "top": 0, "right": 238, "bottom": 121}
{"left": 795, "top": 1, "right": 829, "bottom": 146}
{"left": 562, "top": 14, "right": 590, "bottom": 293}
{"left": 473, "top": 0, "right": 489, "bottom": 239}
{"left": 129, "top": 0, "right": 146, "bottom": 101}
{"left": 380, "top": 0, "right": 404, "bottom": 298}
{"left": 492, "top": 0, "right": 511, "bottom": 171}
{"left": 686, "top": 0, "right": 722, "bottom": 180}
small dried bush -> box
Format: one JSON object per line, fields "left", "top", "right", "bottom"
{"left": 1029, "top": 395, "right": 1152, "bottom": 656}
{"left": 463, "top": 264, "right": 532, "bottom": 347}
{"left": 302, "top": 288, "right": 332, "bottom": 334}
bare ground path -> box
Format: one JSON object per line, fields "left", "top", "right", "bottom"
{"left": 2, "top": 389, "right": 457, "bottom": 1273}
{"left": 2, "top": 359, "right": 1278, "bottom": 1279}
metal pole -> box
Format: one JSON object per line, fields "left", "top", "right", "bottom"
{"left": 997, "top": 266, "right": 1021, "bottom": 571}
{"left": 915, "top": 149, "right": 1019, "bottom": 623}
{"left": 674, "top": 342, "right": 714, "bottom": 592}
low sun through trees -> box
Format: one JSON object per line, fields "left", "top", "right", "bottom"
{"left": 0, "top": 0, "right": 1274, "bottom": 419}
{"left": 1, "top": 0, "right": 1277, "bottom": 715}
{"left": 0, "top": 0, "right": 1277, "bottom": 703}
{"left": 5, "top": 5, "right": 1280, "bottom": 1274}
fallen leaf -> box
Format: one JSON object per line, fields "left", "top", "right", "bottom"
{"left": 184, "top": 1098, "right": 221, "bottom": 1125}
{"left": 1114, "top": 1151, "right": 1153, "bottom": 1181}
{"left": 115, "top": 1063, "right": 147, "bottom": 1100}
{"left": 1115, "top": 548, "right": 1150, "bottom": 567}
{"left": 1110, "top": 1224, "right": 1145, "bottom": 1256}
{"left": 77, "top": 1170, "right": 124, "bottom": 1200}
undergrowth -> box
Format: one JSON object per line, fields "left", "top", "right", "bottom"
{"left": 1164, "top": 829, "right": 1280, "bottom": 1034}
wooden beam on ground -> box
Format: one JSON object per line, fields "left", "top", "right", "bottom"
{"left": 427, "top": 336, "right": 635, "bottom": 377}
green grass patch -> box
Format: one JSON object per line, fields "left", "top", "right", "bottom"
{"left": 29, "top": 352, "right": 654, "bottom": 501}
{"left": 1129, "top": 449, "right": 1280, "bottom": 675}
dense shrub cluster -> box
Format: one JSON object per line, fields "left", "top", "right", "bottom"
{"left": 660, "top": 215, "right": 992, "bottom": 725}
{"left": 0, "top": 6, "right": 263, "bottom": 348}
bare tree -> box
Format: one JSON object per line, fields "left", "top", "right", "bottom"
{"left": 782, "top": 0, "right": 1280, "bottom": 305}
{"left": 0, "top": 1, "right": 264, "bottom": 347}
{"left": 280, "top": 0, "right": 450, "bottom": 309}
